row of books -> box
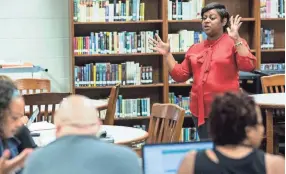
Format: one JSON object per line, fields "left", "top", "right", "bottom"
{"left": 73, "top": 0, "right": 144, "bottom": 22}
{"left": 260, "top": 28, "right": 274, "bottom": 49}
{"left": 74, "top": 62, "right": 153, "bottom": 87}
{"left": 169, "top": 92, "right": 191, "bottom": 115}
{"left": 115, "top": 96, "right": 151, "bottom": 117}
{"left": 168, "top": 30, "right": 207, "bottom": 52}
{"left": 180, "top": 127, "right": 198, "bottom": 142}
{"left": 73, "top": 0, "right": 285, "bottom": 23}
{"left": 73, "top": 30, "right": 159, "bottom": 55}
{"left": 261, "top": 63, "right": 285, "bottom": 71}
{"left": 260, "top": 0, "right": 285, "bottom": 18}
{"left": 168, "top": 0, "right": 205, "bottom": 20}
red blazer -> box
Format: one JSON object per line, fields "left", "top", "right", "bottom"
{"left": 170, "top": 33, "right": 257, "bottom": 126}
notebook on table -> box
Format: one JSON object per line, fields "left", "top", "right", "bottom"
{"left": 142, "top": 141, "right": 214, "bottom": 174}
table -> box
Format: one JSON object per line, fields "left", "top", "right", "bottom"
{"left": 29, "top": 122, "right": 148, "bottom": 147}
{"left": 251, "top": 93, "right": 285, "bottom": 108}
{"left": 251, "top": 93, "right": 285, "bottom": 153}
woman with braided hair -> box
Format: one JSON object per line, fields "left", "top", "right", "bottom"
{"left": 0, "top": 80, "right": 33, "bottom": 174}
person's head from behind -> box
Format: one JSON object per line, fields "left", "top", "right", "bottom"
{"left": 0, "top": 75, "right": 14, "bottom": 83}
{"left": 54, "top": 95, "right": 101, "bottom": 138}
{"left": 209, "top": 92, "right": 264, "bottom": 148}
{"left": 201, "top": 2, "right": 230, "bottom": 38}
{"left": 0, "top": 80, "right": 25, "bottom": 139}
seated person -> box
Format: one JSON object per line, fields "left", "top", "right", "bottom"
{"left": 178, "top": 92, "right": 285, "bottom": 174}
{"left": 0, "top": 76, "right": 37, "bottom": 152}
{"left": 23, "top": 95, "right": 142, "bottom": 174}
{"left": 0, "top": 75, "right": 28, "bottom": 125}
{"left": 0, "top": 80, "right": 33, "bottom": 174}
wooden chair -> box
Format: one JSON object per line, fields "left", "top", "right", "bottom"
{"left": 23, "top": 92, "right": 71, "bottom": 123}
{"left": 147, "top": 103, "right": 185, "bottom": 144}
{"left": 132, "top": 103, "right": 185, "bottom": 157}
{"left": 98, "top": 84, "right": 120, "bottom": 125}
{"left": 261, "top": 74, "right": 285, "bottom": 93}
{"left": 15, "top": 78, "right": 51, "bottom": 94}
{"left": 261, "top": 74, "right": 285, "bottom": 154}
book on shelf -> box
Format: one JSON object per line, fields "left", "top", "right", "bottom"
{"left": 73, "top": 0, "right": 145, "bottom": 22}
{"left": 168, "top": 0, "right": 205, "bottom": 20}
{"left": 74, "top": 30, "right": 159, "bottom": 55}
{"left": 260, "top": 0, "right": 285, "bottom": 18}
{"left": 168, "top": 30, "right": 207, "bottom": 52}
{"left": 169, "top": 92, "right": 191, "bottom": 115}
{"left": 180, "top": 127, "right": 197, "bottom": 142}
{"left": 74, "top": 61, "right": 153, "bottom": 87}
{"left": 261, "top": 63, "right": 285, "bottom": 71}
{"left": 260, "top": 28, "right": 275, "bottom": 49}
{"left": 97, "top": 97, "right": 150, "bottom": 119}
{"left": 115, "top": 96, "right": 151, "bottom": 118}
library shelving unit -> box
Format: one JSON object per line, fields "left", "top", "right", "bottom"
{"left": 260, "top": 0, "right": 285, "bottom": 73}
{"left": 68, "top": 0, "right": 285, "bottom": 129}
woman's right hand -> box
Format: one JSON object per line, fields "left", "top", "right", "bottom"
{"left": 0, "top": 149, "right": 33, "bottom": 174}
{"left": 149, "top": 34, "right": 170, "bottom": 56}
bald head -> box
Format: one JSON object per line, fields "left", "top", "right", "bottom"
{"left": 54, "top": 95, "right": 101, "bottom": 137}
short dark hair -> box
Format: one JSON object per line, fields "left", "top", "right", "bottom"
{"left": 0, "top": 80, "right": 18, "bottom": 138}
{"left": 201, "top": 2, "right": 230, "bottom": 32}
{"left": 208, "top": 92, "right": 258, "bottom": 146}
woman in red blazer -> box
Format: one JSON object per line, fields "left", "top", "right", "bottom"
{"left": 149, "top": 2, "right": 257, "bottom": 139}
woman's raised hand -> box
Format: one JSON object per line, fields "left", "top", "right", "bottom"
{"left": 148, "top": 34, "right": 170, "bottom": 56}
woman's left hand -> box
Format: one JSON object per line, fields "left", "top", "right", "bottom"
{"left": 227, "top": 15, "right": 242, "bottom": 41}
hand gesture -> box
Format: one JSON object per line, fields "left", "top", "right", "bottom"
{"left": 227, "top": 15, "right": 242, "bottom": 41}
{"left": 148, "top": 34, "right": 170, "bottom": 56}
{"left": 0, "top": 149, "right": 33, "bottom": 174}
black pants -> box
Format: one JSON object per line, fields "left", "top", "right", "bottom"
{"left": 192, "top": 116, "right": 210, "bottom": 140}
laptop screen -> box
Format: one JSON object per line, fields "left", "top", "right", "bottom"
{"left": 142, "top": 141, "right": 214, "bottom": 174}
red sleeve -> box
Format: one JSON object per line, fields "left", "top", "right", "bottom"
{"left": 235, "top": 39, "right": 257, "bottom": 71}
{"left": 169, "top": 49, "right": 192, "bottom": 83}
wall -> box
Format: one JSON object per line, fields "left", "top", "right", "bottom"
{"left": 0, "top": 0, "right": 71, "bottom": 92}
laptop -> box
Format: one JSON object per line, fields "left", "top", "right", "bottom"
{"left": 26, "top": 108, "right": 39, "bottom": 127}
{"left": 142, "top": 141, "right": 214, "bottom": 174}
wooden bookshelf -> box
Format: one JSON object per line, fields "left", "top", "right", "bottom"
{"left": 69, "top": 0, "right": 285, "bottom": 128}
{"left": 260, "top": 19, "right": 285, "bottom": 66}
{"left": 261, "top": 48, "right": 285, "bottom": 52}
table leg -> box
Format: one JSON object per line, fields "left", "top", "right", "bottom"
{"left": 266, "top": 109, "right": 274, "bottom": 154}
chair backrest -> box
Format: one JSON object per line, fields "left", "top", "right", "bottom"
{"left": 147, "top": 103, "right": 185, "bottom": 144}
{"left": 103, "top": 84, "right": 120, "bottom": 125}
{"left": 261, "top": 74, "right": 285, "bottom": 93}
{"left": 15, "top": 78, "right": 51, "bottom": 94}
{"left": 23, "top": 92, "right": 71, "bottom": 123}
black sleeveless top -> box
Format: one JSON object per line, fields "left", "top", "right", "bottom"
{"left": 194, "top": 148, "right": 266, "bottom": 174}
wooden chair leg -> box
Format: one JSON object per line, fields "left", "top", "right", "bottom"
{"left": 266, "top": 109, "right": 274, "bottom": 154}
